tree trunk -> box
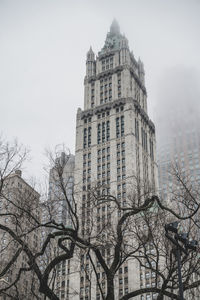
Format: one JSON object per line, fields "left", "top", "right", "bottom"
{"left": 106, "top": 276, "right": 115, "bottom": 300}
{"left": 39, "top": 283, "right": 59, "bottom": 300}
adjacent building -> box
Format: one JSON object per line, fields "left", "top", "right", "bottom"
{"left": 43, "top": 152, "right": 78, "bottom": 299}
{"left": 0, "top": 170, "right": 41, "bottom": 299}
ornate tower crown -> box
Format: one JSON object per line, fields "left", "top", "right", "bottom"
{"left": 99, "top": 19, "right": 129, "bottom": 55}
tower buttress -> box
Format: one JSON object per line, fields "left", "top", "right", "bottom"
{"left": 86, "top": 46, "right": 96, "bottom": 78}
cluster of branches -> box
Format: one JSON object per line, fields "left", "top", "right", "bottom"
{"left": 0, "top": 138, "right": 199, "bottom": 300}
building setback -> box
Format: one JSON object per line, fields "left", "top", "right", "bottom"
{"left": 72, "top": 20, "right": 158, "bottom": 300}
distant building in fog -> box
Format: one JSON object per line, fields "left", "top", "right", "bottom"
{"left": 48, "top": 152, "right": 75, "bottom": 227}
{"left": 155, "top": 67, "right": 200, "bottom": 200}
{"left": 44, "top": 152, "right": 77, "bottom": 299}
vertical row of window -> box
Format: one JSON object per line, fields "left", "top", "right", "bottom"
{"left": 82, "top": 152, "right": 92, "bottom": 239}
{"left": 96, "top": 144, "right": 112, "bottom": 297}
{"left": 116, "top": 116, "right": 124, "bottom": 138}
{"left": 135, "top": 118, "right": 139, "bottom": 141}
{"left": 135, "top": 119, "right": 154, "bottom": 161}
{"left": 117, "top": 72, "right": 121, "bottom": 98}
{"left": 83, "top": 127, "right": 91, "bottom": 149}
{"left": 118, "top": 265, "right": 129, "bottom": 297}
{"left": 139, "top": 241, "right": 159, "bottom": 300}
{"left": 80, "top": 253, "right": 91, "bottom": 300}
{"left": 91, "top": 81, "right": 95, "bottom": 108}
{"left": 100, "top": 76, "right": 112, "bottom": 104}
{"left": 97, "top": 121, "right": 110, "bottom": 144}
{"left": 97, "top": 147, "right": 110, "bottom": 187}
{"left": 116, "top": 142, "right": 126, "bottom": 210}
{"left": 149, "top": 139, "right": 154, "bottom": 160}
{"left": 55, "top": 261, "right": 70, "bottom": 299}
{"left": 136, "top": 145, "right": 140, "bottom": 178}
{"left": 143, "top": 154, "right": 149, "bottom": 185}
{"left": 135, "top": 82, "right": 140, "bottom": 102}
{"left": 102, "top": 56, "right": 113, "bottom": 71}
{"left": 83, "top": 153, "right": 91, "bottom": 184}
{"left": 141, "top": 127, "right": 148, "bottom": 152}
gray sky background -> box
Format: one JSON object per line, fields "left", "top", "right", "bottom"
{"left": 1, "top": 0, "right": 200, "bottom": 181}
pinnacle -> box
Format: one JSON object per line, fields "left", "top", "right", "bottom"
{"left": 110, "top": 18, "right": 120, "bottom": 35}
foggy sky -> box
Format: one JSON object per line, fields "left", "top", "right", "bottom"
{"left": 155, "top": 66, "right": 200, "bottom": 145}
{"left": 1, "top": 0, "right": 200, "bottom": 181}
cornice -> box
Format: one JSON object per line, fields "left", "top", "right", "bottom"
{"left": 79, "top": 97, "right": 155, "bottom": 133}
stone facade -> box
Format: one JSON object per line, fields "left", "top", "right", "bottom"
{"left": 0, "top": 170, "right": 41, "bottom": 299}
{"left": 72, "top": 20, "right": 158, "bottom": 300}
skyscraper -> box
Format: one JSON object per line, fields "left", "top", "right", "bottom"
{"left": 156, "top": 67, "right": 200, "bottom": 201}
{"left": 73, "top": 20, "right": 157, "bottom": 299}
{"left": 156, "top": 67, "right": 200, "bottom": 300}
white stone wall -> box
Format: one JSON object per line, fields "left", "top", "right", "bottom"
{"left": 73, "top": 22, "right": 157, "bottom": 300}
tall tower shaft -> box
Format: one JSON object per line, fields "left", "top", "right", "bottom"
{"left": 73, "top": 20, "right": 157, "bottom": 300}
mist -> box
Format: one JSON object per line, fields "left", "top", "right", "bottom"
{"left": 1, "top": 0, "right": 200, "bottom": 180}
{"left": 155, "top": 66, "right": 200, "bottom": 148}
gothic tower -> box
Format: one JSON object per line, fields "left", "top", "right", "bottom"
{"left": 73, "top": 20, "right": 157, "bottom": 300}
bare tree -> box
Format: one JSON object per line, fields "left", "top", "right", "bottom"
{"left": 0, "top": 140, "right": 199, "bottom": 300}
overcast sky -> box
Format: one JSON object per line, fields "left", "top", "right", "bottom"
{"left": 1, "top": 0, "right": 200, "bottom": 181}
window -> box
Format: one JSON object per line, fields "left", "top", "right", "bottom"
{"left": 124, "top": 266, "right": 128, "bottom": 273}
{"left": 61, "top": 281, "right": 65, "bottom": 287}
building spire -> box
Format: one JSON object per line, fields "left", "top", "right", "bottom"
{"left": 86, "top": 46, "right": 95, "bottom": 61}
{"left": 110, "top": 19, "right": 120, "bottom": 35}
